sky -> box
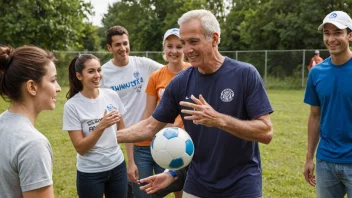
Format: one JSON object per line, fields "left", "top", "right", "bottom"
{"left": 85, "top": 0, "right": 118, "bottom": 26}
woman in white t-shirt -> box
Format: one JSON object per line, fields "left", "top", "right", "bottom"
{"left": 62, "top": 54, "right": 128, "bottom": 198}
{"left": 0, "top": 45, "right": 61, "bottom": 198}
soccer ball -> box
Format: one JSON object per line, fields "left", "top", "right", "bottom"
{"left": 151, "top": 127, "right": 194, "bottom": 170}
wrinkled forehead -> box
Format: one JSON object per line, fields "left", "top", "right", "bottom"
{"left": 179, "top": 20, "right": 206, "bottom": 40}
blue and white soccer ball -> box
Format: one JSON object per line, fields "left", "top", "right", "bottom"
{"left": 151, "top": 127, "right": 194, "bottom": 170}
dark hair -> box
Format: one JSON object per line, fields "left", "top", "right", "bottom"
{"left": 106, "top": 26, "right": 129, "bottom": 45}
{"left": 66, "top": 54, "right": 100, "bottom": 99}
{"left": 347, "top": 28, "right": 352, "bottom": 34}
{"left": 0, "top": 45, "right": 55, "bottom": 102}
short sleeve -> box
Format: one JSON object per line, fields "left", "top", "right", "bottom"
{"left": 62, "top": 102, "right": 82, "bottom": 131}
{"left": 144, "top": 57, "right": 162, "bottom": 73}
{"left": 152, "top": 77, "right": 180, "bottom": 123}
{"left": 18, "top": 139, "right": 53, "bottom": 192}
{"left": 245, "top": 66, "right": 273, "bottom": 119}
{"left": 304, "top": 71, "right": 320, "bottom": 106}
{"left": 145, "top": 72, "right": 158, "bottom": 96}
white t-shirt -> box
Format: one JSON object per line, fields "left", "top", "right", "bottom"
{"left": 0, "top": 111, "right": 53, "bottom": 198}
{"left": 62, "top": 88, "right": 126, "bottom": 173}
{"left": 101, "top": 56, "right": 162, "bottom": 127}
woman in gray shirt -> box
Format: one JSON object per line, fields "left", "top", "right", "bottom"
{"left": 0, "top": 45, "right": 61, "bottom": 198}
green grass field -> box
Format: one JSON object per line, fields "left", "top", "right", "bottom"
{"left": 0, "top": 88, "right": 316, "bottom": 198}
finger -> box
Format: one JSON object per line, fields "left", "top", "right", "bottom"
{"left": 199, "top": 94, "right": 208, "bottom": 105}
{"left": 139, "top": 183, "right": 152, "bottom": 190}
{"left": 179, "top": 101, "right": 200, "bottom": 110}
{"left": 190, "top": 95, "right": 202, "bottom": 105}
{"left": 309, "top": 175, "right": 316, "bottom": 187}
{"left": 127, "top": 174, "right": 134, "bottom": 183}
{"left": 181, "top": 109, "right": 202, "bottom": 116}
{"left": 145, "top": 186, "right": 159, "bottom": 194}
{"left": 183, "top": 115, "right": 199, "bottom": 121}
{"left": 303, "top": 170, "right": 309, "bottom": 183}
{"left": 104, "top": 109, "right": 107, "bottom": 116}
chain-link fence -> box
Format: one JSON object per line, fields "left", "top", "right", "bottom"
{"left": 54, "top": 49, "right": 329, "bottom": 89}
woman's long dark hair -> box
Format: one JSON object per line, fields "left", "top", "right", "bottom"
{"left": 66, "top": 54, "right": 99, "bottom": 99}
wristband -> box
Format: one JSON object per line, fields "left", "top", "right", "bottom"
{"left": 168, "top": 170, "right": 177, "bottom": 178}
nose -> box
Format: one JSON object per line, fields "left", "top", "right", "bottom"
{"left": 183, "top": 43, "right": 193, "bottom": 54}
{"left": 94, "top": 71, "right": 101, "bottom": 78}
{"left": 328, "top": 35, "right": 336, "bottom": 42}
{"left": 119, "top": 45, "right": 126, "bottom": 52}
{"left": 56, "top": 82, "right": 61, "bottom": 92}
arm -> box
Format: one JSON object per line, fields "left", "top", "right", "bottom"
{"left": 304, "top": 105, "right": 320, "bottom": 187}
{"left": 23, "top": 185, "right": 54, "bottom": 198}
{"left": 68, "top": 110, "right": 121, "bottom": 155}
{"left": 142, "top": 94, "right": 158, "bottom": 120}
{"left": 126, "top": 95, "right": 158, "bottom": 183}
{"left": 143, "top": 94, "right": 178, "bottom": 127}
{"left": 181, "top": 95, "right": 273, "bottom": 144}
{"left": 116, "top": 116, "right": 167, "bottom": 143}
{"left": 307, "top": 58, "right": 313, "bottom": 71}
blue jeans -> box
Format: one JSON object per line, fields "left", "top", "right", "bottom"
{"left": 316, "top": 159, "right": 352, "bottom": 198}
{"left": 77, "top": 161, "right": 128, "bottom": 198}
{"left": 132, "top": 146, "right": 164, "bottom": 198}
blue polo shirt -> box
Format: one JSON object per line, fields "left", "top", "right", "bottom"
{"left": 153, "top": 57, "right": 273, "bottom": 197}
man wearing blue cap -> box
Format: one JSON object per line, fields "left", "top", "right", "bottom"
{"left": 304, "top": 11, "right": 352, "bottom": 198}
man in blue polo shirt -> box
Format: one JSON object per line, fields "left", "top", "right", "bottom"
{"left": 117, "top": 9, "right": 274, "bottom": 198}
{"left": 304, "top": 11, "right": 352, "bottom": 198}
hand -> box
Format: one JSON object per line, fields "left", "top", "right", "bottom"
{"left": 303, "top": 159, "right": 316, "bottom": 187}
{"left": 180, "top": 94, "right": 220, "bottom": 127}
{"left": 127, "top": 161, "right": 139, "bottom": 184}
{"left": 139, "top": 172, "right": 175, "bottom": 194}
{"left": 99, "top": 109, "right": 121, "bottom": 129}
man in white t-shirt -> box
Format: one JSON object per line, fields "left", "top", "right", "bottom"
{"left": 101, "top": 25, "right": 163, "bottom": 198}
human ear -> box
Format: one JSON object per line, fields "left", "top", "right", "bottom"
{"left": 76, "top": 72, "right": 83, "bottom": 81}
{"left": 107, "top": 44, "right": 113, "bottom": 52}
{"left": 348, "top": 32, "right": 352, "bottom": 41}
{"left": 212, "top": 32, "right": 220, "bottom": 46}
{"left": 26, "top": 80, "right": 37, "bottom": 96}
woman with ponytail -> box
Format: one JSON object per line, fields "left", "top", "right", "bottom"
{"left": 62, "top": 54, "right": 128, "bottom": 198}
{"left": 0, "top": 45, "right": 61, "bottom": 198}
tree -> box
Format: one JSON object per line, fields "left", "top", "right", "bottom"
{"left": 101, "top": 0, "right": 228, "bottom": 51}
{"left": 0, "top": 0, "right": 93, "bottom": 50}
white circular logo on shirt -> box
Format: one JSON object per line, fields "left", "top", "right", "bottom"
{"left": 220, "top": 88, "right": 234, "bottom": 102}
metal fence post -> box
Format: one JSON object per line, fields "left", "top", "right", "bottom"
{"left": 302, "top": 49, "right": 306, "bottom": 87}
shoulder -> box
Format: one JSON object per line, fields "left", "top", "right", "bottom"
{"left": 131, "top": 56, "right": 162, "bottom": 67}
{"left": 223, "top": 57, "right": 258, "bottom": 74}
{"left": 100, "top": 88, "right": 118, "bottom": 97}
{"left": 101, "top": 60, "right": 113, "bottom": 68}
{"left": 151, "top": 65, "right": 168, "bottom": 76}
{"left": 64, "top": 94, "right": 81, "bottom": 108}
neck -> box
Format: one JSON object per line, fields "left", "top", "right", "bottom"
{"left": 167, "top": 61, "right": 185, "bottom": 74}
{"left": 9, "top": 101, "right": 38, "bottom": 124}
{"left": 80, "top": 88, "right": 99, "bottom": 99}
{"left": 331, "top": 50, "right": 352, "bottom": 65}
{"left": 112, "top": 57, "right": 129, "bottom": 67}
{"left": 198, "top": 51, "right": 225, "bottom": 74}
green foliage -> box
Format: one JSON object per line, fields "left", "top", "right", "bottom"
{"left": 221, "top": 0, "right": 352, "bottom": 50}
{"left": 0, "top": 0, "right": 94, "bottom": 50}
{"left": 102, "top": 0, "right": 229, "bottom": 51}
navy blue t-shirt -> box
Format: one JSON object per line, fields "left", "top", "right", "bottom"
{"left": 152, "top": 57, "right": 273, "bottom": 197}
